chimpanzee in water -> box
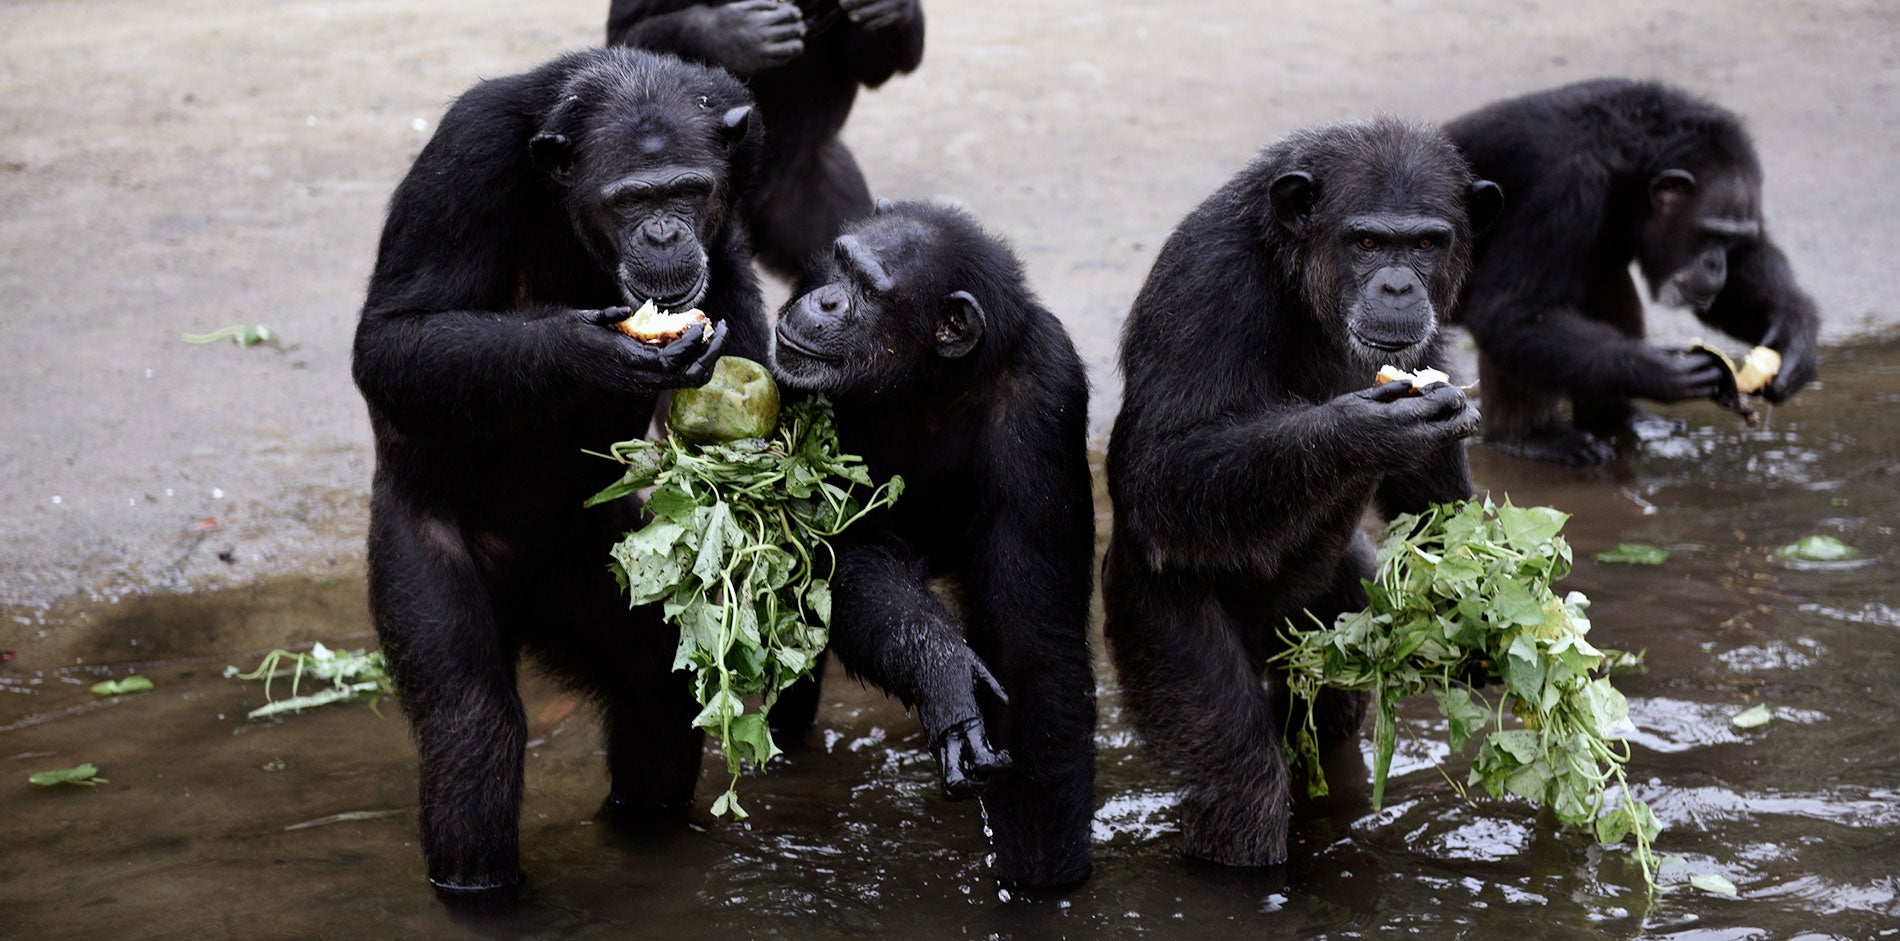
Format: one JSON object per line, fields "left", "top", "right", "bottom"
{"left": 770, "top": 200, "right": 1098, "bottom": 889}
{"left": 1103, "top": 120, "right": 1500, "bottom": 867}
{"left": 607, "top": 0, "right": 925, "bottom": 279}
{"left": 351, "top": 47, "right": 771, "bottom": 901}
{"left": 1445, "top": 78, "right": 1821, "bottom": 465}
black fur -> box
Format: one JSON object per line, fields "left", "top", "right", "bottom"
{"left": 1445, "top": 78, "right": 1821, "bottom": 465}
{"left": 1104, "top": 120, "right": 1492, "bottom": 867}
{"left": 350, "top": 47, "right": 770, "bottom": 900}
{"left": 771, "top": 202, "right": 1097, "bottom": 889}
{"left": 608, "top": 0, "right": 925, "bottom": 278}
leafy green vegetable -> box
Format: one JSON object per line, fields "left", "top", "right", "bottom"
{"left": 1779, "top": 535, "right": 1859, "bottom": 562}
{"left": 91, "top": 675, "right": 154, "bottom": 696}
{"left": 589, "top": 395, "right": 901, "bottom": 818}
{"left": 29, "top": 763, "right": 106, "bottom": 787}
{"left": 182, "top": 324, "right": 276, "bottom": 347}
{"left": 1730, "top": 703, "right": 1773, "bottom": 729}
{"left": 1277, "top": 498, "right": 1661, "bottom": 892}
{"left": 1596, "top": 543, "right": 1670, "bottom": 566}
{"left": 224, "top": 643, "right": 393, "bottom": 718}
{"left": 1688, "top": 872, "right": 1739, "bottom": 897}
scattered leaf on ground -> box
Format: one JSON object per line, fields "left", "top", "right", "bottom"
{"left": 182, "top": 324, "right": 277, "bottom": 347}
{"left": 1688, "top": 873, "right": 1740, "bottom": 897}
{"left": 1731, "top": 703, "right": 1773, "bottom": 728}
{"left": 28, "top": 763, "right": 106, "bottom": 787}
{"left": 1779, "top": 535, "right": 1859, "bottom": 562}
{"left": 91, "top": 675, "right": 154, "bottom": 696}
{"left": 1596, "top": 543, "right": 1670, "bottom": 565}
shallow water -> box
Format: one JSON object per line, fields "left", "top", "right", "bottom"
{"left": 4, "top": 338, "right": 1898, "bottom": 940}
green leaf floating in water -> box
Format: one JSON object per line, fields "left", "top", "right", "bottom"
{"left": 1779, "top": 535, "right": 1859, "bottom": 562}
{"left": 1596, "top": 543, "right": 1670, "bottom": 565}
{"left": 589, "top": 364, "right": 902, "bottom": 818}
{"left": 224, "top": 643, "right": 393, "bottom": 719}
{"left": 1688, "top": 873, "right": 1740, "bottom": 897}
{"left": 1731, "top": 703, "right": 1773, "bottom": 729}
{"left": 29, "top": 763, "right": 106, "bottom": 787}
{"left": 1275, "top": 497, "right": 1665, "bottom": 894}
{"left": 91, "top": 675, "right": 155, "bottom": 696}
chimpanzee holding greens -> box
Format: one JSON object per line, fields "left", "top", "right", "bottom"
{"left": 351, "top": 48, "right": 770, "bottom": 901}
{"left": 1446, "top": 79, "right": 1821, "bottom": 465}
{"left": 1104, "top": 120, "right": 1500, "bottom": 867}
{"left": 607, "top": 0, "right": 925, "bottom": 278}
{"left": 771, "top": 201, "right": 1097, "bottom": 889}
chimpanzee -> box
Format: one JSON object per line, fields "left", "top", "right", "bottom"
{"left": 1445, "top": 78, "right": 1822, "bottom": 465}
{"left": 350, "top": 47, "right": 771, "bottom": 900}
{"left": 607, "top": 0, "right": 925, "bottom": 279}
{"left": 770, "top": 200, "right": 1097, "bottom": 889}
{"left": 1103, "top": 120, "right": 1499, "bottom": 867}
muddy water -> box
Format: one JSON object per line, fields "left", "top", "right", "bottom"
{"left": 4, "top": 339, "right": 1898, "bottom": 940}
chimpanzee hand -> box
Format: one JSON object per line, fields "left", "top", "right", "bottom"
{"left": 572, "top": 307, "right": 728, "bottom": 393}
{"left": 1759, "top": 320, "right": 1818, "bottom": 404}
{"left": 1637, "top": 345, "right": 1730, "bottom": 403}
{"left": 698, "top": 0, "right": 806, "bottom": 74}
{"left": 923, "top": 652, "right": 1012, "bottom": 801}
{"left": 1336, "top": 378, "right": 1479, "bottom": 457}
{"left": 838, "top": 0, "right": 918, "bottom": 31}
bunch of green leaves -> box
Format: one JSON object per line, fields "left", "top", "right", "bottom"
{"left": 28, "top": 763, "right": 106, "bottom": 787}
{"left": 1276, "top": 498, "right": 1661, "bottom": 891}
{"left": 586, "top": 396, "right": 902, "bottom": 819}
{"left": 224, "top": 643, "right": 393, "bottom": 719}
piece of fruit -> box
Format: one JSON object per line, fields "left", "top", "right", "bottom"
{"left": 1734, "top": 345, "right": 1782, "bottom": 395}
{"left": 618, "top": 299, "right": 712, "bottom": 346}
{"left": 1374, "top": 364, "right": 1451, "bottom": 391}
{"left": 668, "top": 356, "right": 781, "bottom": 443}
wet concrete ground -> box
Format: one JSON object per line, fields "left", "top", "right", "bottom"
{"left": 1, "top": 0, "right": 1897, "bottom": 607}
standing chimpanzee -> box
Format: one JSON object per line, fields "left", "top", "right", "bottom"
{"left": 607, "top": 0, "right": 925, "bottom": 279}
{"left": 1103, "top": 120, "right": 1500, "bottom": 867}
{"left": 770, "top": 201, "right": 1097, "bottom": 889}
{"left": 1445, "top": 79, "right": 1822, "bottom": 465}
{"left": 351, "top": 47, "right": 770, "bottom": 901}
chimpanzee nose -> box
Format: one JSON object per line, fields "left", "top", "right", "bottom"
{"left": 1378, "top": 273, "right": 1415, "bottom": 296}
{"left": 817, "top": 287, "right": 848, "bottom": 315}
{"left": 642, "top": 219, "right": 682, "bottom": 247}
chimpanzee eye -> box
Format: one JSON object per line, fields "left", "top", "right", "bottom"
{"left": 1416, "top": 238, "right": 1434, "bottom": 250}
{"left": 1357, "top": 237, "right": 1377, "bottom": 251}
{"left": 614, "top": 191, "right": 641, "bottom": 208}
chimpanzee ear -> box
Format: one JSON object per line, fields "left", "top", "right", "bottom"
{"left": 1269, "top": 171, "right": 1318, "bottom": 235}
{"left": 935, "top": 290, "right": 985, "bottom": 359}
{"left": 1650, "top": 169, "right": 1696, "bottom": 213}
{"left": 875, "top": 197, "right": 895, "bottom": 215}
{"left": 720, "top": 105, "right": 754, "bottom": 145}
{"left": 529, "top": 132, "right": 573, "bottom": 180}
{"left": 1467, "top": 179, "right": 1504, "bottom": 235}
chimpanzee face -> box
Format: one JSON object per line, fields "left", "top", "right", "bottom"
{"left": 532, "top": 95, "right": 752, "bottom": 312}
{"left": 1270, "top": 166, "right": 1500, "bottom": 369}
{"left": 1638, "top": 167, "right": 1763, "bottom": 311}
{"left": 772, "top": 210, "right": 985, "bottom": 396}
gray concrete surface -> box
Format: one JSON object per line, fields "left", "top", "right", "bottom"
{"left": 1, "top": 0, "right": 1895, "bottom": 609}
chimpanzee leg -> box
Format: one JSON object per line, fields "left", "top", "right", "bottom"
{"left": 369, "top": 515, "right": 526, "bottom": 896}
{"left": 1478, "top": 352, "right": 1615, "bottom": 465}
{"left": 1104, "top": 549, "right": 1291, "bottom": 867}
{"left": 1300, "top": 538, "right": 1374, "bottom": 743}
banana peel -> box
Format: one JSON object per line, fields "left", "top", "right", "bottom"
{"left": 1688, "top": 341, "right": 1783, "bottom": 426}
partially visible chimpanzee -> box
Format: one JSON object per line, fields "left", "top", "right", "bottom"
{"left": 1104, "top": 120, "right": 1499, "bottom": 867}
{"left": 351, "top": 47, "right": 770, "bottom": 901}
{"left": 770, "top": 201, "right": 1097, "bottom": 889}
{"left": 607, "top": 0, "right": 925, "bottom": 278}
{"left": 1445, "top": 79, "right": 1821, "bottom": 465}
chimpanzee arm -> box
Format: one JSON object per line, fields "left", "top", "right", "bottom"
{"left": 607, "top": 0, "right": 807, "bottom": 76}
{"left": 838, "top": 0, "right": 924, "bottom": 86}
{"left": 1697, "top": 237, "right": 1821, "bottom": 403}
{"left": 352, "top": 88, "right": 725, "bottom": 437}
{"left": 1376, "top": 434, "right": 1476, "bottom": 520}
{"left": 1459, "top": 290, "right": 1727, "bottom": 405}
{"left": 826, "top": 523, "right": 1009, "bottom": 797}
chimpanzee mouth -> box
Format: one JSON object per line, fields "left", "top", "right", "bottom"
{"left": 774, "top": 325, "right": 838, "bottom": 362}
{"left": 1348, "top": 329, "right": 1421, "bottom": 353}
{"left": 625, "top": 268, "right": 709, "bottom": 313}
